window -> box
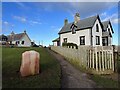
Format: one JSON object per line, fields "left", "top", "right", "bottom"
{"left": 21, "top": 41, "right": 24, "bottom": 45}
{"left": 96, "top": 36, "right": 100, "bottom": 45}
{"left": 63, "top": 38, "right": 67, "bottom": 43}
{"left": 96, "top": 24, "right": 99, "bottom": 32}
{"left": 70, "top": 23, "right": 77, "bottom": 34}
{"left": 18, "top": 41, "right": 20, "bottom": 44}
{"left": 80, "top": 36, "right": 85, "bottom": 45}
{"left": 102, "top": 37, "right": 108, "bottom": 46}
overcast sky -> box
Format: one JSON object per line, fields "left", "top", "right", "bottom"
{"left": 2, "top": 2, "right": 118, "bottom": 46}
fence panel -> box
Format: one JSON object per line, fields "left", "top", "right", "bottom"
{"left": 51, "top": 46, "right": 115, "bottom": 74}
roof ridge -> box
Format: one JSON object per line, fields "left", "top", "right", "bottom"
{"left": 66, "top": 15, "right": 97, "bottom": 25}
{"left": 7, "top": 32, "right": 25, "bottom": 36}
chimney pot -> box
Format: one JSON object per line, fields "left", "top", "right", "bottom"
{"left": 64, "top": 19, "right": 68, "bottom": 26}
{"left": 74, "top": 13, "right": 80, "bottom": 24}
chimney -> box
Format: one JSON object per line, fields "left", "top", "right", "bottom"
{"left": 74, "top": 13, "right": 80, "bottom": 24}
{"left": 64, "top": 19, "right": 68, "bottom": 26}
{"left": 10, "top": 31, "right": 14, "bottom": 41}
{"left": 24, "top": 30, "right": 26, "bottom": 34}
{"left": 11, "top": 31, "right": 14, "bottom": 35}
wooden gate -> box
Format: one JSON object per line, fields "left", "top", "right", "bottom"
{"left": 87, "top": 46, "right": 114, "bottom": 74}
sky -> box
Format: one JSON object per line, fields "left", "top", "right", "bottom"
{"left": 2, "top": 2, "right": 119, "bottom": 46}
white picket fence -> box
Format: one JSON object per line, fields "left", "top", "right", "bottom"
{"left": 51, "top": 46, "right": 115, "bottom": 74}
{"left": 87, "top": 46, "right": 114, "bottom": 74}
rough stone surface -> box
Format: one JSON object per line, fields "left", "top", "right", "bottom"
{"left": 47, "top": 48, "right": 98, "bottom": 88}
{"left": 20, "top": 50, "right": 39, "bottom": 77}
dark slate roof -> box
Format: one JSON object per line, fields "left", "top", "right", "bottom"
{"left": 102, "top": 21, "right": 109, "bottom": 30}
{"left": 102, "top": 21, "right": 114, "bottom": 33}
{"left": 7, "top": 33, "right": 25, "bottom": 41}
{"left": 52, "top": 37, "right": 60, "bottom": 42}
{"left": 0, "top": 34, "right": 8, "bottom": 41}
{"left": 59, "top": 15, "right": 98, "bottom": 34}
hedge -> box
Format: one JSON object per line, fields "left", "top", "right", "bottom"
{"left": 62, "top": 42, "right": 78, "bottom": 49}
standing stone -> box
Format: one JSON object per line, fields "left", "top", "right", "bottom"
{"left": 20, "top": 50, "right": 40, "bottom": 77}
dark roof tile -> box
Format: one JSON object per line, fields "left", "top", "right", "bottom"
{"left": 59, "top": 15, "right": 98, "bottom": 34}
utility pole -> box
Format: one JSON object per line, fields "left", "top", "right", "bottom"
{"left": 39, "top": 41, "right": 40, "bottom": 46}
{"left": 42, "top": 40, "right": 43, "bottom": 47}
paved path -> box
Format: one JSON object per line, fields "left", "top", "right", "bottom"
{"left": 47, "top": 48, "right": 97, "bottom": 88}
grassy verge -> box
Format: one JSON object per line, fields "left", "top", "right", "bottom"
{"left": 63, "top": 56, "right": 119, "bottom": 88}
{"left": 2, "top": 47, "right": 61, "bottom": 88}
{"left": 90, "top": 74, "right": 119, "bottom": 88}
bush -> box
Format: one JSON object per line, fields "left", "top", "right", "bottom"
{"left": 62, "top": 42, "right": 78, "bottom": 49}
{"left": 62, "top": 42, "right": 67, "bottom": 47}
{"left": 32, "top": 44, "right": 39, "bottom": 47}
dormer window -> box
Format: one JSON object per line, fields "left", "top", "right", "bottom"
{"left": 70, "top": 23, "right": 77, "bottom": 34}
{"left": 96, "top": 24, "right": 99, "bottom": 32}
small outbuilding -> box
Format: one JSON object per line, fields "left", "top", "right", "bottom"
{"left": 52, "top": 37, "right": 60, "bottom": 46}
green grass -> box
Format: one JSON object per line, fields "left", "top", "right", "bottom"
{"left": 2, "top": 47, "right": 61, "bottom": 88}
{"left": 90, "top": 74, "right": 119, "bottom": 88}
{"left": 63, "top": 55, "right": 119, "bottom": 88}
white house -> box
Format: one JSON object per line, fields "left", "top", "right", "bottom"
{"left": 52, "top": 38, "right": 60, "bottom": 46}
{"left": 0, "top": 31, "right": 31, "bottom": 47}
{"left": 53, "top": 13, "right": 114, "bottom": 46}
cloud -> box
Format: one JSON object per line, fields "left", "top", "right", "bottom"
{"left": 3, "top": 21, "right": 9, "bottom": 25}
{"left": 100, "top": 12, "right": 107, "bottom": 17}
{"left": 111, "top": 18, "right": 120, "bottom": 24}
{"left": 102, "top": 13, "right": 119, "bottom": 24}
{"left": 3, "top": 21, "right": 14, "bottom": 27}
{"left": 33, "top": 2, "right": 117, "bottom": 19}
{"left": 30, "top": 20, "right": 42, "bottom": 25}
{"left": 2, "top": 21, "right": 15, "bottom": 33}
{"left": 13, "top": 16, "right": 27, "bottom": 22}
{"left": 15, "top": 2, "right": 30, "bottom": 10}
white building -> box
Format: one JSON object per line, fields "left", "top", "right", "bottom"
{"left": 0, "top": 31, "right": 31, "bottom": 47}
{"left": 53, "top": 13, "right": 114, "bottom": 46}
{"left": 52, "top": 38, "right": 60, "bottom": 46}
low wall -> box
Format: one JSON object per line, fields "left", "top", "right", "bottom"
{"left": 51, "top": 46, "right": 90, "bottom": 68}
{"left": 51, "top": 46, "right": 115, "bottom": 74}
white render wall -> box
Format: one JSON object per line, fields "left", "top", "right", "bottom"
{"left": 53, "top": 41, "right": 57, "bottom": 46}
{"left": 60, "top": 18, "right": 112, "bottom": 46}
{"left": 107, "top": 24, "right": 112, "bottom": 45}
{"left": 92, "top": 19, "right": 103, "bottom": 46}
{"left": 108, "top": 37, "right": 112, "bottom": 46}
{"left": 60, "top": 28, "right": 91, "bottom": 46}
{"left": 18, "top": 34, "right": 31, "bottom": 47}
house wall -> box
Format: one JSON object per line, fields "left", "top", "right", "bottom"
{"left": 107, "top": 24, "right": 112, "bottom": 45}
{"left": 92, "top": 19, "right": 103, "bottom": 46}
{"left": 18, "top": 34, "right": 31, "bottom": 47}
{"left": 108, "top": 37, "right": 112, "bottom": 46}
{"left": 53, "top": 41, "right": 58, "bottom": 46}
{"left": 60, "top": 28, "right": 91, "bottom": 46}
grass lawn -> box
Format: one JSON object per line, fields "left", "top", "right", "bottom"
{"left": 2, "top": 47, "right": 61, "bottom": 88}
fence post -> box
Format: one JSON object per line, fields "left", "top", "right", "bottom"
{"left": 92, "top": 49, "right": 95, "bottom": 69}
{"left": 87, "top": 50, "right": 90, "bottom": 68}
{"left": 99, "top": 50, "right": 101, "bottom": 71}
{"left": 113, "top": 45, "right": 116, "bottom": 72}
{"left": 110, "top": 51, "right": 112, "bottom": 69}
{"left": 105, "top": 51, "right": 107, "bottom": 70}
{"left": 102, "top": 47, "right": 105, "bottom": 71}
{"left": 95, "top": 47, "right": 98, "bottom": 71}
{"left": 90, "top": 50, "right": 92, "bottom": 68}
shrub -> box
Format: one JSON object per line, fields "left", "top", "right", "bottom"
{"left": 62, "top": 42, "right": 78, "bottom": 49}
{"left": 62, "top": 42, "right": 67, "bottom": 47}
